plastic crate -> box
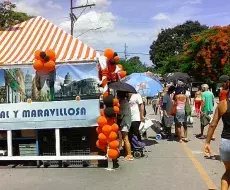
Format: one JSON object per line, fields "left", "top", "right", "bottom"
{"left": 19, "top": 143, "right": 36, "bottom": 156}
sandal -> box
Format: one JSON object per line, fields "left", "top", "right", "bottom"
{"left": 125, "top": 155, "right": 134, "bottom": 161}
{"left": 179, "top": 139, "right": 183, "bottom": 143}
{"left": 183, "top": 138, "right": 189, "bottom": 142}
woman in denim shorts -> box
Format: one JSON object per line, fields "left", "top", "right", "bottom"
{"left": 204, "top": 75, "right": 230, "bottom": 190}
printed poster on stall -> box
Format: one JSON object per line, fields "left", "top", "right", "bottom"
{"left": 0, "top": 62, "right": 100, "bottom": 130}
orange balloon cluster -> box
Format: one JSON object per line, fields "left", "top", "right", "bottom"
{"left": 96, "top": 96, "right": 120, "bottom": 159}
{"left": 99, "top": 48, "right": 127, "bottom": 82}
{"left": 33, "top": 49, "right": 56, "bottom": 72}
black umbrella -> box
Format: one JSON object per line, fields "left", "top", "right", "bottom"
{"left": 108, "top": 81, "right": 137, "bottom": 93}
{"left": 165, "top": 72, "right": 190, "bottom": 84}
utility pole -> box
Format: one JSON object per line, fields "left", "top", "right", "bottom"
{"left": 124, "top": 43, "right": 128, "bottom": 60}
{"left": 70, "top": 0, "right": 95, "bottom": 36}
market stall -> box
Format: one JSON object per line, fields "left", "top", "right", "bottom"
{"left": 0, "top": 16, "right": 124, "bottom": 168}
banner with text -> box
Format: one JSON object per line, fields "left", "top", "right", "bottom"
{"left": 0, "top": 99, "right": 100, "bottom": 130}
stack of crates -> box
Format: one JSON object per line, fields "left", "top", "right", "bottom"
{"left": 38, "top": 129, "right": 60, "bottom": 167}
{"left": 61, "top": 128, "right": 90, "bottom": 167}
{"left": 19, "top": 143, "right": 36, "bottom": 156}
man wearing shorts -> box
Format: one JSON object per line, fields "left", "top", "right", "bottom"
{"left": 197, "top": 84, "right": 214, "bottom": 139}
{"left": 128, "top": 93, "right": 145, "bottom": 141}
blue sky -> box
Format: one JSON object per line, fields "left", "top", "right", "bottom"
{"left": 12, "top": 0, "right": 230, "bottom": 66}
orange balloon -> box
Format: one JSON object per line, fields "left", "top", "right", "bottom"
{"left": 109, "top": 140, "right": 119, "bottom": 149}
{"left": 44, "top": 60, "right": 55, "bottom": 72}
{"left": 104, "top": 48, "right": 114, "bottom": 60}
{"left": 117, "top": 64, "right": 123, "bottom": 70}
{"left": 33, "top": 59, "right": 44, "bottom": 72}
{"left": 108, "top": 149, "right": 119, "bottom": 159}
{"left": 108, "top": 131, "right": 118, "bottom": 141}
{"left": 96, "top": 140, "right": 107, "bottom": 149}
{"left": 119, "top": 70, "right": 127, "bottom": 79}
{"left": 107, "top": 118, "right": 115, "bottom": 125}
{"left": 98, "top": 133, "right": 107, "bottom": 143}
{"left": 102, "top": 125, "right": 112, "bottom": 136}
{"left": 97, "top": 116, "right": 107, "bottom": 127}
{"left": 111, "top": 123, "right": 119, "bottom": 133}
{"left": 96, "top": 127, "right": 102, "bottom": 134}
{"left": 34, "top": 50, "right": 42, "bottom": 60}
{"left": 114, "top": 56, "right": 120, "bottom": 62}
{"left": 113, "top": 106, "right": 119, "bottom": 114}
{"left": 45, "top": 49, "right": 56, "bottom": 61}
{"left": 113, "top": 98, "right": 119, "bottom": 106}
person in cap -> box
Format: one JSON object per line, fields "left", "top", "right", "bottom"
{"left": 197, "top": 84, "right": 215, "bottom": 139}
{"left": 204, "top": 75, "right": 230, "bottom": 190}
{"left": 219, "top": 75, "right": 229, "bottom": 101}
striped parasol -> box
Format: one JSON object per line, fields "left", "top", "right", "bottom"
{"left": 0, "top": 16, "right": 100, "bottom": 65}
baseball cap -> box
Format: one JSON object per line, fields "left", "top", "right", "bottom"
{"left": 202, "top": 84, "right": 209, "bottom": 89}
{"left": 219, "top": 75, "right": 229, "bottom": 83}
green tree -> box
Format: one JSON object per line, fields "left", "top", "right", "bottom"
{"left": 119, "top": 56, "right": 148, "bottom": 75}
{"left": 149, "top": 21, "right": 208, "bottom": 68}
{"left": 181, "top": 25, "right": 230, "bottom": 82}
{"left": 0, "top": 1, "right": 33, "bottom": 30}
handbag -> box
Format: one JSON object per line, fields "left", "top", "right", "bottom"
{"left": 170, "top": 102, "right": 177, "bottom": 116}
{"left": 185, "top": 100, "right": 191, "bottom": 116}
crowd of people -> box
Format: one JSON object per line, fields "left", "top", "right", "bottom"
{"left": 113, "top": 74, "right": 230, "bottom": 189}
{"left": 149, "top": 75, "right": 230, "bottom": 190}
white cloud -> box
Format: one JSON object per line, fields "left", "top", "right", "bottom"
{"left": 59, "top": 11, "right": 117, "bottom": 34}
{"left": 185, "top": 0, "right": 202, "bottom": 4}
{"left": 54, "top": 76, "right": 64, "bottom": 92}
{"left": 152, "top": 13, "right": 170, "bottom": 21}
{"left": 77, "top": 0, "right": 111, "bottom": 8}
{"left": 46, "top": 1, "right": 62, "bottom": 10}
{"left": 14, "top": 0, "right": 44, "bottom": 15}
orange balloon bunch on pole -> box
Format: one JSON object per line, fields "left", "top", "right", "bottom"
{"left": 96, "top": 93, "right": 120, "bottom": 159}
{"left": 33, "top": 49, "right": 56, "bottom": 72}
{"left": 102, "top": 48, "right": 122, "bottom": 82}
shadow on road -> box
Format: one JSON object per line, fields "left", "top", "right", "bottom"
{"left": 143, "top": 139, "right": 158, "bottom": 146}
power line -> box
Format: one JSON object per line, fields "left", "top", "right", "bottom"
{"left": 95, "top": 50, "right": 150, "bottom": 56}
{"left": 70, "top": 0, "right": 95, "bottom": 36}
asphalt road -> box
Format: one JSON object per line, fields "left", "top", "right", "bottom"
{"left": 0, "top": 104, "right": 224, "bottom": 190}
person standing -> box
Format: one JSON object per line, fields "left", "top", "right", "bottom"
{"left": 162, "top": 86, "right": 175, "bottom": 138}
{"left": 197, "top": 84, "right": 215, "bottom": 139}
{"left": 128, "top": 93, "right": 145, "bottom": 141}
{"left": 204, "top": 76, "right": 230, "bottom": 190}
{"left": 219, "top": 75, "right": 229, "bottom": 101}
{"left": 174, "top": 88, "right": 189, "bottom": 143}
{"left": 117, "top": 91, "right": 133, "bottom": 161}
{"left": 194, "top": 87, "right": 202, "bottom": 117}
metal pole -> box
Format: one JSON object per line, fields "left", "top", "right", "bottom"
{"left": 7, "top": 130, "right": 12, "bottom": 156}
{"left": 70, "top": 0, "right": 73, "bottom": 36}
{"left": 55, "top": 129, "right": 61, "bottom": 157}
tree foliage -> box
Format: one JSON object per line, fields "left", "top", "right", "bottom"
{"left": 181, "top": 26, "right": 230, "bottom": 81}
{"left": 149, "top": 21, "right": 208, "bottom": 68}
{"left": 119, "top": 56, "right": 148, "bottom": 75}
{"left": 0, "top": 1, "right": 33, "bottom": 30}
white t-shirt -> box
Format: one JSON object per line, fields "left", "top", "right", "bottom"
{"left": 185, "top": 90, "right": 191, "bottom": 98}
{"left": 129, "top": 94, "right": 143, "bottom": 121}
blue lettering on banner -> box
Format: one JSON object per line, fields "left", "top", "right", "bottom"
{"left": 21, "top": 107, "right": 86, "bottom": 118}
